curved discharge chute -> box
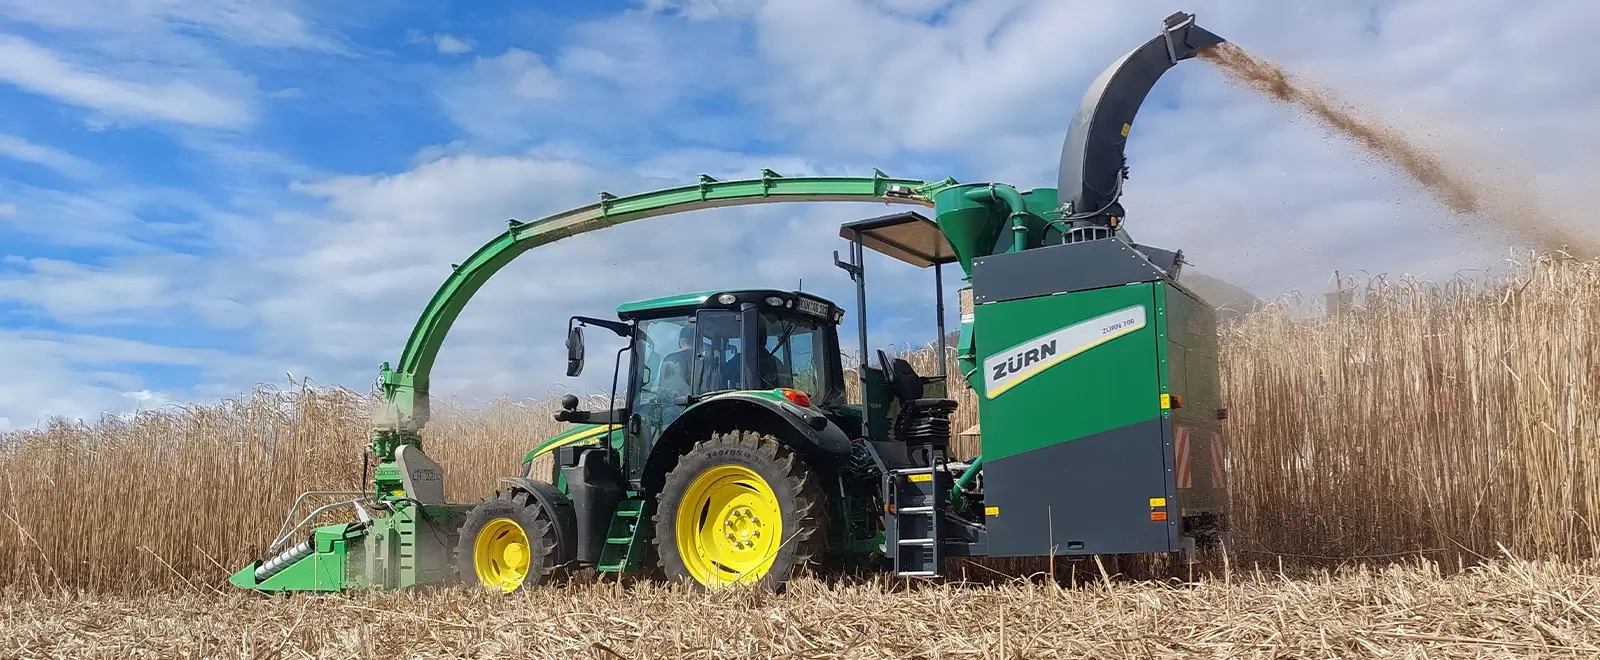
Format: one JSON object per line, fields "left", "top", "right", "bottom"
{"left": 372, "top": 171, "right": 959, "bottom": 434}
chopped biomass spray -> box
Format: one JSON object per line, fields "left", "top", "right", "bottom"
{"left": 1198, "top": 42, "right": 1596, "bottom": 258}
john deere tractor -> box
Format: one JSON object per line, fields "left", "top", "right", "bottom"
{"left": 229, "top": 11, "right": 1230, "bottom": 594}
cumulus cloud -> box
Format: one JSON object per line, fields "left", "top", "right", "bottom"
{"left": 0, "top": 329, "right": 245, "bottom": 428}
{"left": 0, "top": 35, "right": 254, "bottom": 128}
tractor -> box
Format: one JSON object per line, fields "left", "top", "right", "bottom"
{"left": 229, "top": 11, "right": 1231, "bottom": 594}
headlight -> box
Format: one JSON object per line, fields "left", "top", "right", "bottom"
{"left": 764, "top": 296, "right": 784, "bottom": 307}
{"left": 717, "top": 294, "right": 737, "bottom": 305}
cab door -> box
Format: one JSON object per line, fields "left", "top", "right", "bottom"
{"left": 623, "top": 315, "right": 693, "bottom": 482}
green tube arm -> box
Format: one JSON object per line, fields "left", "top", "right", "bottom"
{"left": 371, "top": 170, "right": 959, "bottom": 433}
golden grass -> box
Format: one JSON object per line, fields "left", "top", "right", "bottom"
{"left": 3, "top": 555, "right": 1597, "bottom": 658}
{"left": 3, "top": 252, "right": 1600, "bottom": 597}
{"left": 1222, "top": 252, "right": 1600, "bottom": 567}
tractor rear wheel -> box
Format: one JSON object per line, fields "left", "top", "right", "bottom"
{"left": 652, "top": 430, "right": 827, "bottom": 591}
{"left": 454, "top": 488, "right": 564, "bottom": 593}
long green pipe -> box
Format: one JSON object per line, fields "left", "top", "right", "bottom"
{"left": 371, "top": 170, "right": 960, "bottom": 434}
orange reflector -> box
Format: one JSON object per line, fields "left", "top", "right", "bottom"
{"left": 780, "top": 388, "right": 812, "bottom": 407}
{"left": 1151, "top": 510, "right": 1168, "bottom": 522}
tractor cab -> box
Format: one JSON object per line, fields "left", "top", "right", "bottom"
{"left": 556, "top": 288, "right": 851, "bottom": 484}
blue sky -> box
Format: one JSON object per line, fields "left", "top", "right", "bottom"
{"left": 2, "top": 0, "right": 1597, "bottom": 429}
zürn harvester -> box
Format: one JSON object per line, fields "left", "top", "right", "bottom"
{"left": 230, "top": 12, "right": 1230, "bottom": 594}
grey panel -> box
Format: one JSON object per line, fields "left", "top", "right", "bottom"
{"left": 1131, "top": 243, "right": 1182, "bottom": 275}
{"left": 396, "top": 444, "right": 446, "bottom": 505}
{"left": 983, "top": 417, "right": 1181, "bottom": 557}
{"left": 970, "top": 239, "right": 1170, "bottom": 305}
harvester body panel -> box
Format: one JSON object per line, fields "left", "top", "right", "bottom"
{"left": 968, "top": 238, "right": 1225, "bottom": 558}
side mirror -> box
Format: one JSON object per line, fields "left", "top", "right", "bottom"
{"left": 566, "top": 326, "right": 585, "bottom": 377}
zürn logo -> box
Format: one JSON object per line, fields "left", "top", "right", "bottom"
{"left": 991, "top": 341, "right": 1058, "bottom": 383}
{"left": 982, "top": 305, "right": 1147, "bottom": 398}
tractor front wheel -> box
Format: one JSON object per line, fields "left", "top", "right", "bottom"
{"left": 454, "top": 488, "right": 564, "bottom": 593}
{"left": 653, "top": 430, "right": 828, "bottom": 591}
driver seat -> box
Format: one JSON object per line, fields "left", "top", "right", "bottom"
{"left": 877, "top": 350, "right": 959, "bottom": 415}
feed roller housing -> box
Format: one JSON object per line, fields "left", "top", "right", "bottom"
{"left": 968, "top": 237, "right": 1226, "bottom": 558}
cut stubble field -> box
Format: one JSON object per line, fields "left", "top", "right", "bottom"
{"left": 5, "top": 251, "right": 1600, "bottom": 658}
{"left": 5, "top": 556, "right": 1600, "bottom": 659}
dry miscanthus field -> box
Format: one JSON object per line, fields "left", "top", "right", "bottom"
{"left": 4, "top": 252, "right": 1600, "bottom": 658}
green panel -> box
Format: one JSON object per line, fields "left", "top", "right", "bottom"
{"left": 616, "top": 291, "right": 714, "bottom": 316}
{"left": 860, "top": 368, "right": 892, "bottom": 442}
{"left": 228, "top": 524, "right": 351, "bottom": 592}
{"left": 1161, "top": 281, "right": 1228, "bottom": 511}
{"left": 975, "top": 282, "right": 1163, "bottom": 462}
{"left": 1163, "top": 283, "right": 1222, "bottom": 430}
{"left": 522, "top": 423, "right": 623, "bottom": 465}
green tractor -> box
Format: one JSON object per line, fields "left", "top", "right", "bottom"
{"left": 229, "top": 11, "right": 1231, "bottom": 594}
{"left": 479, "top": 287, "right": 919, "bottom": 590}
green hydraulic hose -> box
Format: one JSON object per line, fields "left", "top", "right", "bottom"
{"left": 949, "top": 453, "right": 983, "bottom": 505}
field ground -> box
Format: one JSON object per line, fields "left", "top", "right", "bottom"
{"left": 4, "top": 554, "right": 1599, "bottom": 659}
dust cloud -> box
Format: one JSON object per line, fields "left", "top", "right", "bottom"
{"left": 1197, "top": 42, "right": 1597, "bottom": 259}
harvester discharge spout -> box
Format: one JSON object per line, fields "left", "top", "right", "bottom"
{"left": 1055, "top": 11, "right": 1225, "bottom": 244}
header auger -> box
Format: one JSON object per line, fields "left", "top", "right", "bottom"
{"left": 230, "top": 11, "right": 1231, "bottom": 594}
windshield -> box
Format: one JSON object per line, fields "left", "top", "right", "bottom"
{"left": 757, "top": 311, "right": 836, "bottom": 402}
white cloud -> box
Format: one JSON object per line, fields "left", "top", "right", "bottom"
{"left": 0, "top": 204, "right": 15, "bottom": 217}
{"left": 0, "top": 330, "right": 234, "bottom": 428}
{"left": 0, "top": 133, "right": 99, "bottom": 180}
{"left": 434, "top": 9, "right": 761, "bottom": 149}
{"left": 0, "top": 0, "right": 336, "bottom": 51}
{"left": 435, "top": 34, "right": 474, "bottom": 54}
{"left": 0, "top": 256, "right": 175, "bottom": 320}
{"left": 406, "top": 29, "right": 475, "bottom": 55}
{"left": 0, "top": 35, "right": 254, "bottom": 128}
{"left": 434, "top": 49, "right": 567, "bottom": 142}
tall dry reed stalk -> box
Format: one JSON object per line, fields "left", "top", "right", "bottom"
{"left": 1222, "top": 252, "right": 1600, "bottom": 567}
{"left": 3, "top": 251, "right": 1597, "bottom": 592}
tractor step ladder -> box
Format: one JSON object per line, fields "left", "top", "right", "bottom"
{"left": 597, "top": 497, "right": 650, "bottom": 573}
{"left": 887, "top": 463, "right": 948, "bottom": 577}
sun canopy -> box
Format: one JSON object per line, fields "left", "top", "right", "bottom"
{"left": 838, "top": 211, "right": 958, "bottom": 269}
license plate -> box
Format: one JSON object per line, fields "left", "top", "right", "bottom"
{"left": 796, "top": 297, "right": 829, "bottom": 317}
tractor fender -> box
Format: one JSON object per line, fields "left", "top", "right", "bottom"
{"left": 639, "top": 393, "right": 852, "bottom": 490}
{"left": 497, "top": 477, "right": 579, "bottom": 567}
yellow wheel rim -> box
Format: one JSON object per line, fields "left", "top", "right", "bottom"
{"left": 473, "top": 517, "right": 531, "bottom": 592}
{"left": 675, "top": 464, "right": 784, "bottom": 588}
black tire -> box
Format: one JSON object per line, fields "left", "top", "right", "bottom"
{"left": 454, "top": 488, "right": 564, "bottom": 593}
{"left": 652, "top": 430, "right": 828, "bottom": 592}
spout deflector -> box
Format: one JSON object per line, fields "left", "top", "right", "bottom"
{"left": 1056, "top": 11, "right": 1225, "bottom": 234}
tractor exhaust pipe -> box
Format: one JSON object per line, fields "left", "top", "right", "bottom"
{"left": 1055, "top": 11, "right": 1225, "bottom": 240}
